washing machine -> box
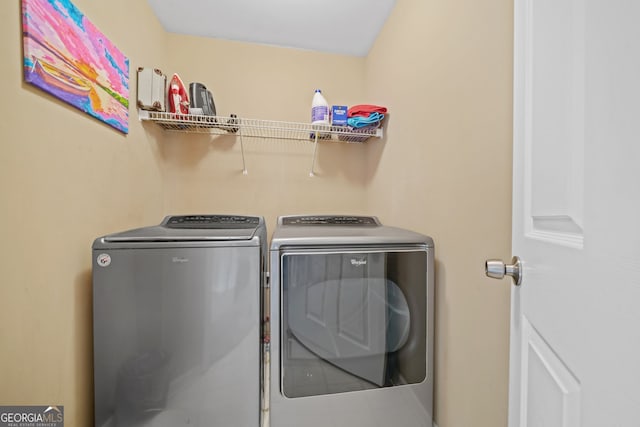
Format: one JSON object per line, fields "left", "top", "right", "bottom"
{"left": 92, "top": 215, "right": 267, "bottom": 427}
{"left": 268, "top": 215, "right": 434, "bottom": 427}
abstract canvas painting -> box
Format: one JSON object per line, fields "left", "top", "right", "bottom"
{"left": 22, "top": 0, "right": 130, "bottom": 134}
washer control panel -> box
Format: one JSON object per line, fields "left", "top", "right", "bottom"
{"left": 164, "top": 215, "right": 260, "bottom": 229}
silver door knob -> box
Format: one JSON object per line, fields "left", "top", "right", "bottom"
{"left": 485, "top": 256, "right": 522, "bottom": 286}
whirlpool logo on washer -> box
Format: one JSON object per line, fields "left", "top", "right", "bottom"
{"left": 350, "top": 258, "right": 367, "bottom": 267}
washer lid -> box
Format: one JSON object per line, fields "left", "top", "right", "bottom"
{"left": 100, "top": 215, "right": 263, "bottom": 243}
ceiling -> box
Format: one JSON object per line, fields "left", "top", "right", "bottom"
{"left": 146, "top": 0, "right": 396, "bottom": 57}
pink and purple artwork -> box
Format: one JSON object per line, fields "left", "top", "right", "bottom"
{"left": 22, "top": 0, "right": 129, "bottom": 133}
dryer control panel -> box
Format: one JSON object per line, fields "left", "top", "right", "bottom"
{"left": 281, "top": 215, "right": 380, "bottom": 226}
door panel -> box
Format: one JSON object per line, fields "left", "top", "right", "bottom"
{"left": 520, "top": 317, "right": 581, "bottom": 427}
{"left": 526, "top": 0, "right": 585, "bottom": 247}
{"left": 512, "top": 1, "right": 586, "bottom": 423}
{"left": 511, "top": 0, "right": 640, "bottom": 426}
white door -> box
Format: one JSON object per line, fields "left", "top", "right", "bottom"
{"left": 489, "top": 0, "right": 640, "bottom": 426}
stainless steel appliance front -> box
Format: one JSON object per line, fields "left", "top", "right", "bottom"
{"left": 269, "top": 216, "right": 434, "bottom": 427}
{"left": 92, "top": 215, "right": 266, "bottom": 427}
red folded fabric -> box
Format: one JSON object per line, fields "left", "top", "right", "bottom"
{"left": 347, "top": 104, "right": 388, "bottom": 118}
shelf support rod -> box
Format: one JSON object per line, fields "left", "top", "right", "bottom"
{"left": 310, "top": 132, "right": 319, "bottom": 177}
{"left": 239, "top": 129, "right": 248, "bottom": 175}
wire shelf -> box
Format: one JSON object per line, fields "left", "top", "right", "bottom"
{"left": 138, "top": 110, "right": 384, "bottom": 176}
{"left": 139, "top": 111, "right": 383, "bottom": 143}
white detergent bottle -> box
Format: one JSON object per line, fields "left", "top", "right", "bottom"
{"left": 311, "top": 89, "right": 329, "bottom": 125}
{"left": 311, "top": 89, "right": 330, "bottom": 139}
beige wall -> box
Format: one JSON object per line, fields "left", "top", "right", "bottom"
{"left": 365, "top": 0, "right": 514, "bottom": 426}
{"left": 1, "top": 0, "right": 513, "bottom": 426}
{"left": 0, "top": 1, "right": 167, "bottom": 425}
{"left": 159, "top": 34, "right": 371, "bottom": 228}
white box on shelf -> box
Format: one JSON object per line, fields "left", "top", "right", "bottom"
{"left": 136, "top": 67, "right": 166, "bottom": 111}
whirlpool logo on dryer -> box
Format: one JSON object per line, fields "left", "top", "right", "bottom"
{"left": 350, "top": 258, "right": 367, "bottom": 267}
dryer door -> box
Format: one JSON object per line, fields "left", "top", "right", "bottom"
{"left": 280, "top": 248, "right": 427, "bottom": 398}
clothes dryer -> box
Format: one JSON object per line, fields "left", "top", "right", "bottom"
{"left": 92, "top": 215, "right": 267, "bottom": 427}
{"left": 268, "top": 215, "right": 434, "bottom": 427}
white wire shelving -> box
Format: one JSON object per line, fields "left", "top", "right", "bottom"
{"left": 138, "top": 110, "right": 383, "bottom": 176}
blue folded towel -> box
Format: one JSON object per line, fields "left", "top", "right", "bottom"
{"left": 347, "top": 112, "right": 385, "bottom": 128}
